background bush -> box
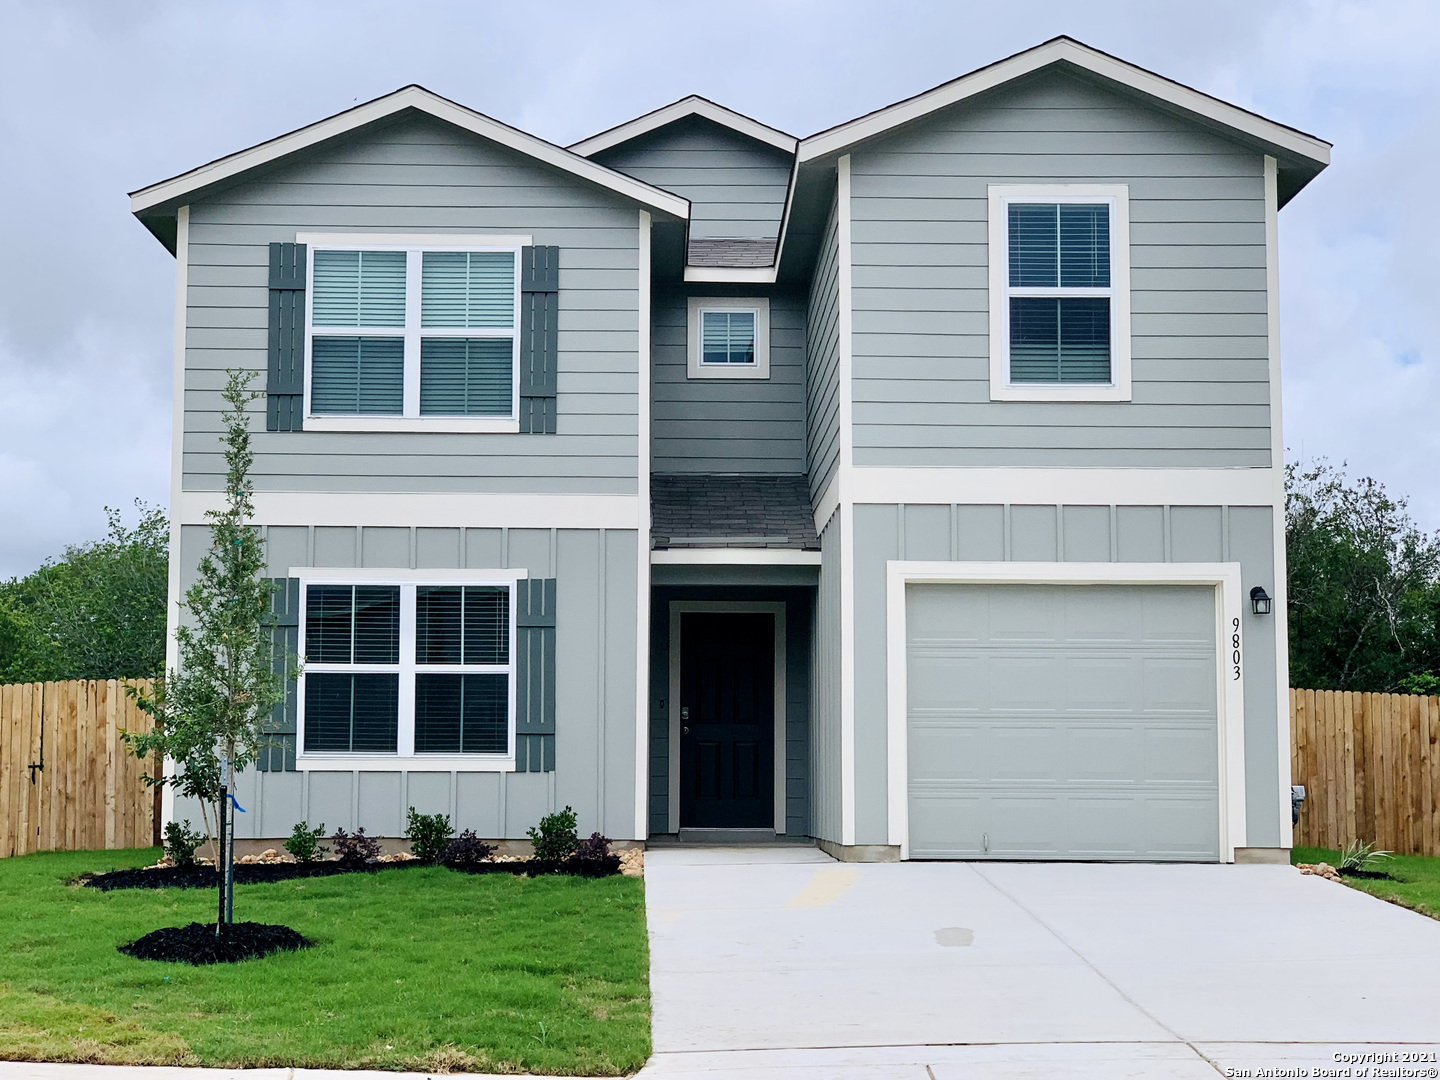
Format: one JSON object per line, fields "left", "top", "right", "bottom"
{"left": 405, "top": 808, "right": 454, "bottom": 864}
{"left": 528, "top": 806, "right": 578, "bottom": 862}
{"left": 284, "top": 821, "right": 327, "bottom": 862}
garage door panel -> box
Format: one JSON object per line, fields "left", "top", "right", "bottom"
{"left": 909, "top": 722, "right": 985, "bottom": 781}
{"left": 908, "top": 651, "right": 985, "bottom": 710}
{"left": 908, "top": 791, "right": 984, "bottom": 857}
{"left": 906, "top": 582, "right": 1221, "bottom": 862}
{"left": 1143, "top": 656, "right": 1216, "bottom": 713}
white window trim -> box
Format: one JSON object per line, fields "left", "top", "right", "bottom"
{"left": 988, "top": 184, "right": 1132, "bottom": 402}
{"left": 301, "top": 235, "right": 523, "bottom": 433}
{"left": 294, "top": 573, "right": 522, "bottom": 771}
{"left": 686, "top": 297, "right": 771, "bottom": 379}
{"left": 883, "top": 561, "right": 1247, "bottom": 862}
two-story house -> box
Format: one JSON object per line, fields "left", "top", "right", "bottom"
{"left": 132, "top": 37, "right": 1329, "bottom": 863}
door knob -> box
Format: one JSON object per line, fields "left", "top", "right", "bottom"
{"left": 682, "top": 726, "right": 690, "bottom": 735}
{"left": 681, "top": 706, "right": 690, "bottom": 720}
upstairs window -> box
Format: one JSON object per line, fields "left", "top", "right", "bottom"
{"left": 687, "top": 297, "right": 771, "bottom": 379}
{"left": 988, "top": 186, "right": 1131, "bottom": 402}
{"left": 304, "top": 238, "right": 522, "bottom": 430}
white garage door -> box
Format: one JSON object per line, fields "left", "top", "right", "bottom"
{"left": 906, "top": 583, "right": 1220, "bottom": 861}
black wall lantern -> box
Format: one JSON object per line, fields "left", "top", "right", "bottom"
{"left": 1250, "top": 586, "right": 1272, "bottom": 616}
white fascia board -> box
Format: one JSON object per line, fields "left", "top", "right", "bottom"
{"left": 682, "top": 266, "right": 777, "bottom": 284}
{"left": 650, "top": 549, "right": 821, "bottom": 566}
{"left": 173, "top": 490, "right": 642, "bottom": 530}
{"left": 850, "top": 466, "right": 1279, "bottom": 508}
{"left": 798, "top": 38, "right": 1330, "bottom": 168}
{"left": 570, "top": 95, "right": 798, "bottom": 157}
{"left": 131, "top": 86, "right": 690, "bottom": 222}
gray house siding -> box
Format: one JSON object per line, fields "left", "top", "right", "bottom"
{"left": 810, "top": 517, "right": 844, "bottom": 844}
{"left": 650, "top": 288, "right": 807, "bottom": 474}
{"left": 848, "top": 70, "right": 1272, "bottom": 468}
{"left": 173, "top": 521, "right": 639, "bottom": 840}
{"left": 806, "top": 194, "right": 841, "bottom": 502}
{"left": 183, "top": 113, "right": 642, "bottom": 496}
{"left": 849, "top": 501, "right": 1282, "bottom": 848}
{"left": 647, "top": 586, "right": 812, "bottom": 836}
{"left": 592, "top": 117, "right": 793, "bottom": 241}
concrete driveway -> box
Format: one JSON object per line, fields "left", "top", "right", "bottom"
{"left": 637, "top": 846, "right": 1440, "bottom": 1078}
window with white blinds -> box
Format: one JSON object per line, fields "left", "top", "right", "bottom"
{"left": 305, "top": 240, "right": 520, "bottom": 426}
{"left": 687, "top": 298, "right": 771, "bottom": 380}
{"left": 299, "top": 580, "right": 516, "bottom": 761}
{"left": 988, "top": 186, "right": 1132, "bottom": 402}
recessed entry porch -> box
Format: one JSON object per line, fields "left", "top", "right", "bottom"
{"left": 648, "top": 474, "right": 818, "bottom": 841}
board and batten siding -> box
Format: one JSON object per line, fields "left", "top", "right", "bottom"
{"left": 650, "top": 288, "right": 807, "bottom": 474}
{"left": 806, "top": 194, "right": 842, "bottom": 503}
{"left": 183, "top": 113, "right": 642, "bottom": 495}
{"left": 171, "top": 521, "right": 640, "bottom": 841}
{"left": 849, "top": 501, "right": 1282, "bottom": 848}
{"left": 848, "top": 70, "right": 1271, "bottom": 467}
{"left": 593, "top": 116, "right": 793, "bottom": 241}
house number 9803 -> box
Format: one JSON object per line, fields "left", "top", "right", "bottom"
{"left": 1231, "top": 617, "right": 1242, "bottom": 680}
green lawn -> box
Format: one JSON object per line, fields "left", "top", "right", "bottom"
{"left": 0, "top": 848, "right": 650, "bottom": 1075}
{"left": 1292, "top": 845, "right": 1440, "bottom": 921}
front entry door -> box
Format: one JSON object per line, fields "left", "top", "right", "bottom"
{"left": 679, "top": 612, "right": 775, "bottom": 829}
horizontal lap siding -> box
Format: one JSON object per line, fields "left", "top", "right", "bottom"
{"left": 849, "top": 71, "right": 1271, "bottom": 468}
{"left": 806, "top": 195, "right": 841, "bottom": 503}
{"left": 183, "top": 114, "right": 641, "bottom": 494}
{"left": 650, "top": 289, "right": 807, "bottom": 473}
{"left": 593, "top": 117, "right": 793, "bottom": 241}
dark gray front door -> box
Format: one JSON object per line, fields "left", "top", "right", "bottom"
{"left": 680, "top": 612, "right": 774, "bottom": 829}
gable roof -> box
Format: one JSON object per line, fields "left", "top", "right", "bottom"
{"left": 568, "top": 94, "right": 797, "bottom": 157}
{"left": 798, "top": 36, "right": 1330, "bottom": 186}
{"left": 130, "top": 85, "right": 690, "bottom": 251}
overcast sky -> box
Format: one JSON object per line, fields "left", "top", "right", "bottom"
{"left": 1, "top": 0, "right": 1436, "bottom": 577}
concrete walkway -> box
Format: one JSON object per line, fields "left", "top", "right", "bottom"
{"left": 637, "top": 846, "right": 1440, "bottom": 1078}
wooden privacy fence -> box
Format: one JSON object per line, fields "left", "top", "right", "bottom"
{"left": 1291, "top": 688, "right": 1440, "bottom": 856}
{"left": 1, "top": 679, "right": 158, "bottom": 858}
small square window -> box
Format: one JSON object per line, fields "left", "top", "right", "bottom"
{"left": 687, "top": 297, "right": 770, "bottom": 379}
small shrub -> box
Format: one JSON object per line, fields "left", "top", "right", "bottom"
{"left": 163, "top": 820, "right": 206, "bottom": 868}
{"left": 574, "top": 831, "right": 611, "bottom": 861}
{"left": 442, "top": 829, "right": 497, "bottom": 869}
{"left": 331, "top": 827, "right": 381, "bottom": 868}
{"left": 527, "top": 805, "right": 579, "bottom": 863}
{"left": 284, "top": 821, "right": 327, "bottom": 862}
{"left": 1338, "top": 839, "right": 1393, "bottom": 875}
{"left": 405, "top": 808, "right": 455, "bottom": 864}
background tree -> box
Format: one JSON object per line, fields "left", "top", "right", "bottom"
{"left": 125, "top": 370, "right": 287, "bottom": 930}
{"left": 1286, "top": 459, "right": 1440, "bottom": 692}
{"left": 0, "top": 502, "right": 167, "bottom": 683}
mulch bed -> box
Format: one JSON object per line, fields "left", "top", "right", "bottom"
{"left": 1339, "top": 867, "right": 1396, "bottom": 880}
{"left": 84, "top": 854, "right": 621, "bottom": 891}
{"left": 119, "top": 921, "right": 312, "bottom": 965}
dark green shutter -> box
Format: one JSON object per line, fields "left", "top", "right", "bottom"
{"left": 515, "top": 577, "right": 556, "bottom": 771}
{"left": 267, "top": 243, "right": 307, "bottom": 431}
{"left": 519, "top": 246, "right": 559, "bottom": 434}
{"left": 259, "top": 577, "right": 300, "bottom": 771}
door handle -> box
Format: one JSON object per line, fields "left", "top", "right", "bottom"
{"left": 681, "top": 706, "right": 689, "bottom": 720}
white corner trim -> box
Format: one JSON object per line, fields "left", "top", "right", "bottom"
{"left": 812, "top": 473, "right": 840, "bottom": 536}
{"left": 570, "top": 94, "right": 798, "bottom": 157}
{"left": 650, "top": 549, "right": 821, "bottom": 566}
{"left": 173, "top": 491, "right": 642, "bottom": 530}
{"left": 636, "top": 209, "right": 654, "bottom": 842}
{"left": 132, "top": 86, "right": 690, "bottom": 221}
{"left": 1265, "top": 155, "right": 1292, "bottom": 847}
{"left": 291, "top": 566, "right": 529, "bottom": 582}
{"left": 850, "top": 466, "right": 1279, "bottom": 507}
{"left": 837, "top": 154, "right": 857, "bottom": 847}
{"left": 686, "top": 297, "right": 771, "bottom": 379}
{"left": 988, "top": 185, "right": 1131, "bottom": 402}
{"left": 666, "top": 601, "right": 789, "bottom": 835}
{"left": 884, "top": 561, "right": 1249, "bottom": 861}
{"left": 683, "top": 266, "right": 777, "bottom": 284}
{"left": 161, "top": 204, "right": 189, "bottom": 832}
{"left": 798, "top": 37, "right": 1330, "bottom": 167}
